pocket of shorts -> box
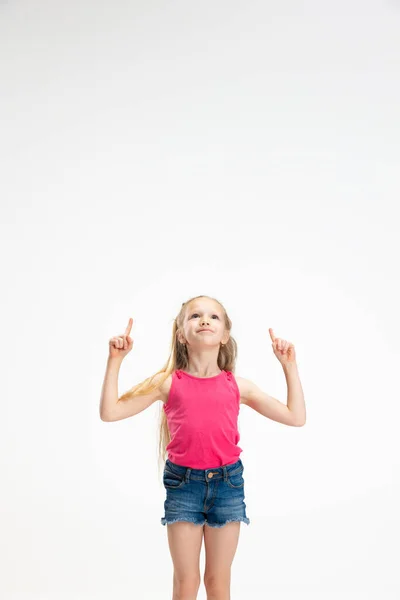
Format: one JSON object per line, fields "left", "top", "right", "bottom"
{"left": 163, "top": 467, "right": 185, "bottom": 489}
{"left": 226, "top": 467, "right": 245, "bottom": 489}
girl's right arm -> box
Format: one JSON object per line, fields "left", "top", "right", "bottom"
{"left": 100, "top": 364, "right": 165, "bottom": 422}
{"left": 99, "top": 356, "right": 123, "bottom": 421}
{"left": 99, "top": 317, "right": 165, "bottom": 422}
{"left": 99, "top": 317, "right": 133, "bottom": 421}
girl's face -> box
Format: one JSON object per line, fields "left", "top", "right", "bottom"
{"left": 179, "top": 299, "right": 229, "bottom": 347}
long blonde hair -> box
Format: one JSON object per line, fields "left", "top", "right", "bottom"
{"left": 118, "top": 295, "right": 238, "bottom": 478}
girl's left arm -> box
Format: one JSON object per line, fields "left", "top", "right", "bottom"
{"left": 283, "top": 362, "right": 306, "bottom": 426}
{"left": 270, "top": 327, "right": 305, "bottom": 426}
{"left": 238, "top": 328, "right": 306, "bottom": 427}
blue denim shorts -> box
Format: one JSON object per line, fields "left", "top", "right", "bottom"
{"left": 160, "top": 458, "right": 250, "bottom": 528}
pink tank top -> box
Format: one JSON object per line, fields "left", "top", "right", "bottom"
{"left": 163, "top": 369, "right": 243, "bottom": 469}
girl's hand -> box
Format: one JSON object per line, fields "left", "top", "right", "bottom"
{"left": 269, "top": 328, "right": 296, "bottom": 366}
{"left": 109, "top": 318, "right": 134, "bottom": 360}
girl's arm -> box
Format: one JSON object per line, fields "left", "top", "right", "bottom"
{"left": 237, "top": 331, "right": 306, "bottom": 426}
{"left": 99, "top": 356, "right": 166, "bottom": 422}
{"left": 99, "top": 356, "right": 123, "bottom": 420}
{"left": 238, "top": 372, "right": 304, "bottom": 427}
{"left": 283, "top": 362, "right": 306, "bottom": 425}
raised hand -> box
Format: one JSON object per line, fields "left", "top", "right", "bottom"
{"left": 269, "top": 328, "right": 296, "bottom": 366}
{"left": 109, "top": 317, "right": 134, "bottom": 360}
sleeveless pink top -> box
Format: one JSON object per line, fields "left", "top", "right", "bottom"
{"left": 163, "top": 369, "right": 243, "bottom": 469}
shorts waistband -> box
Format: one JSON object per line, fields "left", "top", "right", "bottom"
{"left": 165, "top": 458, "right": 243, "bottom": 482}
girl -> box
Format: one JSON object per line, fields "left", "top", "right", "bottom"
{"left": 100, "top": 294, "right": 306, "bottom": 600}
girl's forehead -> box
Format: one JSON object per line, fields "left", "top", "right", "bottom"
{"left": 187, "top": 301, "right": 222, "bottom": 313}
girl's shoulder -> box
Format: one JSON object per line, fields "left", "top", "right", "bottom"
{"left": 159, "top": 372, "right": 173, "bottom": 404}
{"left": 234, "top": 375, "right": 248, "bottom": 405}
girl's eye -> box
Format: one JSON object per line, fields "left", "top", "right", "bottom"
{"left": 191, "top": 313, "right": 219, "bottom": 319}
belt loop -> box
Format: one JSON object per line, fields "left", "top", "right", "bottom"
{"left": 223, "top": 465, "right": 228, "bottom": 482}
{"left": 185, "top": 467, "right": 191, "bottom": 482}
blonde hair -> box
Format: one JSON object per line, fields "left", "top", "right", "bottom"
{"left": 118, "top": 295, "right": 238, "bottom": 479}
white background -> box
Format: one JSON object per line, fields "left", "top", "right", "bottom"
{"left": 1, "top": 0, "right": 399, "bottom": 598}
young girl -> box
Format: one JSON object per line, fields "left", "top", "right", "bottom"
{"left": 100, "top": 294, "right": 306, "bottom": 600}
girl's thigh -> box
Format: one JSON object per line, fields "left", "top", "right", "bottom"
{"left": 166, "top": 521, "right": 204, "bottom": 579}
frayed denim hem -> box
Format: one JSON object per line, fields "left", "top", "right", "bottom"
{"left": 205, "top": 517, "right": 250, "bottom": 528}
{"left": 161, "top": 517, "right": 206, "bottom": 526}
{"left": 161, "top": 516, "right": 251, "bottom": 527}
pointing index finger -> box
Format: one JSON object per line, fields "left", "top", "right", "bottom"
{"left": 125, "top": 318, "right": 133, "bottom": 336}
{"left": 269, "top": 328, "right": 276, "bottom": 342}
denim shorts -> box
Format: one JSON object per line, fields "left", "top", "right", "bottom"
{"left": 160, "top": 458, "right": 250, "bottom": 528}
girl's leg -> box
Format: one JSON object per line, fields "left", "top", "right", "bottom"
{"left": 203, "top": 522, "right": 241, "bottom": 600}
{"left": 166, "top": 521, "right": 204, "bottom": 599}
